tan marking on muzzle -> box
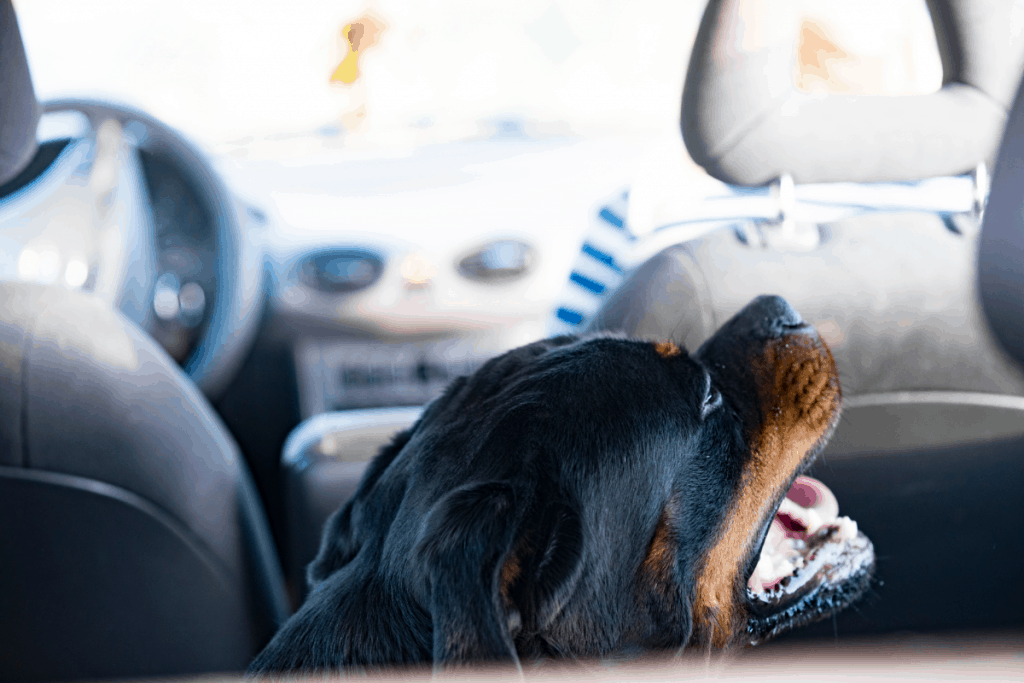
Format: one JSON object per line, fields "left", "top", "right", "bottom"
{"left": 691, "top": 334, "right": 840, "bottom": 647}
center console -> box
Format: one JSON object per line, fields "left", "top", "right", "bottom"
{"left": 295, "top": 336, "right": 497, "bottom": 417}
{"left": 280, "top": 406, "right": 422, "bottom": 603}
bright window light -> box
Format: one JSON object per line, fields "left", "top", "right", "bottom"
{"left": 37, "top": 251, "right": 60, "bottom": 284}
{"left": 64, "top": 259, "right": 89, "bottom": 287}
{"left": 17, "top": 248, "right": 39, "bottom": 281}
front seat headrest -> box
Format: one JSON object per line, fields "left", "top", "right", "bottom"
{"left": 0, "top": 0, "right": 40, "bottom": 186}
{"left": 682, "top": 0, "right": 1024, "bottom": 185}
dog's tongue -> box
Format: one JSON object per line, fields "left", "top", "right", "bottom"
{"left": 748, "top": 476, "right": 859, "bottom": 594}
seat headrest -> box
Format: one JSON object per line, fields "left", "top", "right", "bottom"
{"left": 0, "top": 0, "right": 40, "bottom": 187}
{"left": 681, "top": 0, "right": 1024, "bottom": 185}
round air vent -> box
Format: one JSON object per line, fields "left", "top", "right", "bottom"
{"left": 298, "top": 249, "right": 384, "bottom": 293}
{"left": 457, "top": 240, "right": 534, "bottom": 283}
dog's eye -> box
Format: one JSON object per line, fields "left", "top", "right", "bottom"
{"left": 702, "top": 383, "right": 722, "bottom": 419}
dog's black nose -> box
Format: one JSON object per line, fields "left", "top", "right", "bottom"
{"left": 734, "top": 295, "right": 813, "bottom": 339}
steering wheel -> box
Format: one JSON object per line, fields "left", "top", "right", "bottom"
{"left": 40, "top": 99, "right": 265, "bottom": 399}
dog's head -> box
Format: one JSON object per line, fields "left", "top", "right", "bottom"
{"left": 249, "top": 295, "right": 873, "bottom": 674}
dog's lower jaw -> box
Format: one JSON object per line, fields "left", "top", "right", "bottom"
{"left": 690, "top": 333, "right": 843, "bottom": 648}
{"left": 689, "top": 426, "right": 836, "bottom": 647}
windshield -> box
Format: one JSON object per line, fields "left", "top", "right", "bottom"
{"left": 15, "top": 0, "right": 942, "bottom": 158}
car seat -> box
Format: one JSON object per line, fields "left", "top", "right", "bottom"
{"left": 587, "top": 0, "right": 1024, "bottom": 637}
{"left": 0, "top": 283, "right": 291, "bottom": 683}
{"left": 0, "top": 3, "right": 290, "bottom": 680}
{"left": 0, "top": 0, "right": 38, "bottom": 188}
{"left": 683, "top": 0, "right": 1024, "bottom": 185}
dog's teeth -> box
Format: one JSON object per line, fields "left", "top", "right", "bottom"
{"left": 774, "top": 557, "right": 796, "bottom": 577}
{"left": 765, "top": 518, "right": 786, "bottom": 548}
{"left": 749, "top": 554, "right": 774, "bottom": 593}
{"left": 749, "top": 526, "right": 804, "bottom": 594}
{"left": 751, "top": 481, "right": 861, "bottom": 597}
{"left": 835, "top": 516, "right": 858, "bottom": 542}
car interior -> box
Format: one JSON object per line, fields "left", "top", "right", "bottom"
{"left": 1, "top": 0, "right": 1023, "bottom": 681}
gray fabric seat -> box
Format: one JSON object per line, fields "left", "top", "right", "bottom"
{"left": 682, "top": 0, "right": 1024, "bottom": 185}
{"left": 600, "top": 0, "right": 1024, "bottom": 398}
{"left": 0, "top": 283, "right": 290, "bottom": 682}
{"left": 590, "top": 212, "right": 1024, "bottom": 398}
{"left": 586, "top": 0, "right": 1024, "bottom": 638}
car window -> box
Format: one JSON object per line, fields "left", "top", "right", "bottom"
{"left": 15, "top": 0, "right": 940, "bottom": 156}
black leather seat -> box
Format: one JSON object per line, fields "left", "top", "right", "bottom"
{"left": 979, "top": 48, "right": 1024, "bottom": 367}
{"left": 0, "top": 286, "right": 290, "bottom": 682}
{"left": 0, "top": 0, "right": 38, "bottom": 187}
{"left": 0, "top": 2, "right": 289, "bottom": 678}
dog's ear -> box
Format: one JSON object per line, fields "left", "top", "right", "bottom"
{"left": 511, "top": 501, "right": 585, "bottom": 633}
{"left": 413, "top": 481, "right": 521, "bottom": 667}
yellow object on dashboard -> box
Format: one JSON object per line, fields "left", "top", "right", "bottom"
{"left": 331, "top": 17, "right": 383, "bottom": 85}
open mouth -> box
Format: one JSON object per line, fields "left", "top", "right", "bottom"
{"left": 745, "top": 476, "right": 875, "bottom": 643}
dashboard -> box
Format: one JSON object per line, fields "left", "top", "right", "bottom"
{"left": 296, "top": 336, "right": 491, "bottom": 415}
{"left": 240, "top": 135, "right": 645, "bottom": 418}
{"left": 0, "top": 103, "right": 646, "bottom": 423}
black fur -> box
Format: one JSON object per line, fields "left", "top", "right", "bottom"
{"left": 248, "top": 295, "right": 854, "bottom": 675}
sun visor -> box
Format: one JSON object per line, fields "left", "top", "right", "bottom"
{"left": 681, "top": 0, "right": 1024, "bottom": 186}
{"left": 0, "top": 0, "right": 40, "bottom": 187}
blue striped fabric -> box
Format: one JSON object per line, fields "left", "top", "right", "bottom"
{"left": 569, "top": 271, "right": 606, "bottom": 294}
{"left": 580, "top": 243, "right": 621, "bottom": 272}
{"left": 555, "top": 307, "right": 584, "bottom": 325}
{"left": 547, "top": 190, "right": 634, "bottom": 336}
{"left": 599, "top": 207, "right": 626, "bottom": 230}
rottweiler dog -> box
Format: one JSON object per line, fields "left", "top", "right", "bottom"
{"left": 249, "top": 295, "right": 874, "bottom": 675}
